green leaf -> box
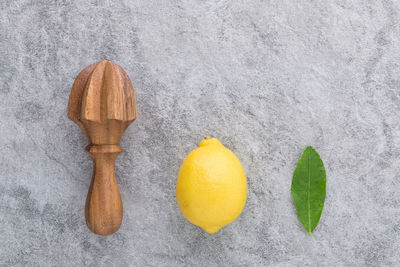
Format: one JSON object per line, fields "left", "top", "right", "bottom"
{"left": 291, "top": 146, "right": 326, "bottom": 236}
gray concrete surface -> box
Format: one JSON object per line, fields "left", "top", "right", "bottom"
{"left": 1, "top": 0, "right": 400, "bottom": 266}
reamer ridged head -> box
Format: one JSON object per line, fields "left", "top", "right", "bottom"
{"left": 68, "top": 60, "right": 137, "bottom": 144}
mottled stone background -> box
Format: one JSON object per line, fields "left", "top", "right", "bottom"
{"left": 1, "top": 0, "right": 400, "bottom": 266}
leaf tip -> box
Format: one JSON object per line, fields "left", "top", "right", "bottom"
{"left": 305, "top": 145, "right": 314, "bottom": 151}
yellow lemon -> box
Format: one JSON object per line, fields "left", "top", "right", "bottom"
{"left": 176, "top": 137, "right": 247, "bottom": 234}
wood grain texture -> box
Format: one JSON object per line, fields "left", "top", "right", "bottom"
{"left": 68, "top": 60, "right": 137, "bottom": 235}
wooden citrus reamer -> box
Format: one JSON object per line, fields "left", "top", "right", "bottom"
{"left": 68, "top": 60, "right": 137, "bottom": 235}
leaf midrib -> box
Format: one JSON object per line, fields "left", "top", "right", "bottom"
{"left": 307, "top": 147, "right": 311, "bottom": 236}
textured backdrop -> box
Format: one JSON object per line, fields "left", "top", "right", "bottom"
{"left": 1, "top": 0, "right": 400, "bottom": 266}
